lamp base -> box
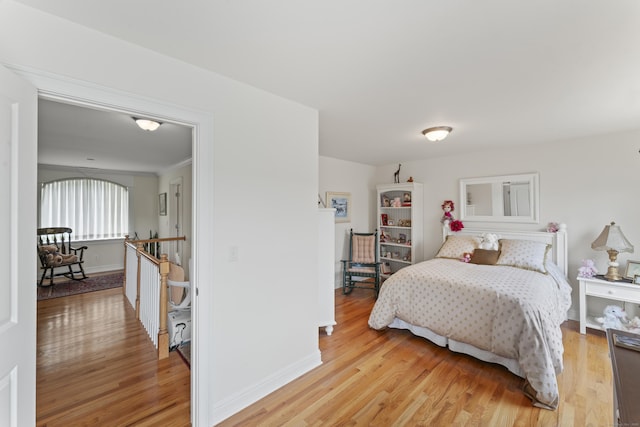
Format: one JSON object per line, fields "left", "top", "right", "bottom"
{"left": 604, "top": 249, "right": 623, "bottom": 281}
{"left": 604, "top": 266, "right": 624, "bottom": 281}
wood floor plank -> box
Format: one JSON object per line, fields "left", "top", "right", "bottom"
{"left": 217, "top": 288, "right": 613, "bottom": 427}
{"left": 37, "top": 287, "right": 190, "bottom": 427}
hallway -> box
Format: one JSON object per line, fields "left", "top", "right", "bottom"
{"left": 37, "top": 287, "right": 191, "bottom": 426}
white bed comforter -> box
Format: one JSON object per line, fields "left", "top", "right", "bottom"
{"left": 368, "top": 258, "right": 572, "bottom": 409}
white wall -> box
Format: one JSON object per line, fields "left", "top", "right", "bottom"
{"left": 158, "top": 163, "right": 193, "bottom": 277}
{"left": 2, "top": 3, "right": 319, "bottom": 425}
{"left": 319, "top": 156, "right": 377, "bottom": 287}
{"left": 374, "top": 130, "right": 640, "bottom": 319}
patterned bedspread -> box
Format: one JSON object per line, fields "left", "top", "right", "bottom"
{"left": 368, "top": 258, "right": 572, "bottom": 409}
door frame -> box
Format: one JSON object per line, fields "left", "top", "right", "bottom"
{"left": 8, "top": 63, "right": 214, "bottom": 427}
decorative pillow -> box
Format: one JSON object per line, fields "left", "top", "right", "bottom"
{"left": 436, "top": 235, "right": 481, "bottom": 260}
{"left": 496, "top": 239, "right": 550, "bottom": 273}
{"left": 470, "top": 249, "right": 500, "bottom": 265}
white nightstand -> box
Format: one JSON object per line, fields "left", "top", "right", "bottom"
{"left": 578, "top": 276, "right": 640, "bottom": 334}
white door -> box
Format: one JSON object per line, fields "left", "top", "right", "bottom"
{"left": 0, "top": 65, "right": 38, "bottom": 426}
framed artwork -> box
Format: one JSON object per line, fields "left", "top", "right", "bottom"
{"left": 326, "top": 191, "right": 351, "bottom": 223}
{"left": 625, "top": 260, "right": 640, "bottom": 279}
{"left": 159, "top": 192, "right": 167, "bottom": 216}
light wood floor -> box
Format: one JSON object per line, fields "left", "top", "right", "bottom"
{"left": 218, "top": 288, "right": 613, "bottom": 427}
{"left": 37, "top": 287, "right": 191, "bottom": 426}
{"left": 37, "top": 286, "right": 613, "bottom": 427}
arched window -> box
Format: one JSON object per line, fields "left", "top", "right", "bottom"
{"left": 40, "top": 178, "right": 129, "bottom": 241}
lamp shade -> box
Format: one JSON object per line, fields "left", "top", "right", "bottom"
{"left": 591, "top": 222, "right": 634, "bottom": 253}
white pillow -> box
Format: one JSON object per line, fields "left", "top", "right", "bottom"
{"left": 496, "top": 239, "right": 550, "bottom": 273}
{"left": 436, "top": 235, "right": 481, "bottom": 260}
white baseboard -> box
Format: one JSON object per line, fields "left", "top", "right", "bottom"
{"left": 84, "top": 263, "right": 123, "bottom": 275}
{"left": 211, "top": 350, "right": 322, "bottom": 425}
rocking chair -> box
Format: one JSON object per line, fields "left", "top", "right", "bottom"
{"left": 37, "top": 227, "right": 88, "bottom": 287}
{"left": 341, "top": 229, "right": 381, "bottom": 297}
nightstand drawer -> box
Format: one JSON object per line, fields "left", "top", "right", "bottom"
{"left": 586, "top": 282, "right": 640, "bottom": 304}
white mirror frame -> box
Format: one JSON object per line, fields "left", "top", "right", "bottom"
{"left": 459, "top": 173, "right": 539, "bottom": 223}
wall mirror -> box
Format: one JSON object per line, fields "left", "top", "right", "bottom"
{"left": 459, "top": 173, "right": 539, "bottom": 223}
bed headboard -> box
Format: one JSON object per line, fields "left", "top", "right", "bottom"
{"left": 442, "top": 224, "right": 568, "bottom": 276}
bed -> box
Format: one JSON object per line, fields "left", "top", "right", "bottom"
{"left": 368, "top": 225, "right": 571, "bottom": 410}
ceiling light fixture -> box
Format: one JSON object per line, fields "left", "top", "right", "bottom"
{"left": 422, "top": 126, "right": 452, "bottom": 142}
{"left": 133, "top": 117, "right": 162, "bottom": 131}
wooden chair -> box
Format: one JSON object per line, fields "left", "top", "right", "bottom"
{"left": 341, "top": 229, "right": 381, "bottom": 297}
{"left": 37, "top": 227, "right": 88, "bottom": 287}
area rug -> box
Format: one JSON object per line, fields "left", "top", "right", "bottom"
{"left": 37, "top": 271, "right": 124, "bottom": 301}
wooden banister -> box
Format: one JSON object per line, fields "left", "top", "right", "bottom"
{"left": 158, "top": 254, "right": 170, "bottom": 360}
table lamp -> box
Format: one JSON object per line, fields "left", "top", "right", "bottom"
{"left": 591, "top": 221, "right": 634, "bottom": 281}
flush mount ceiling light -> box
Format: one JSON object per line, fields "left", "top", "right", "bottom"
{"left": 422, "top": 126, "right": 452, "bottom": 142}
{"left": 133, "top": 117, "right": 162, "bottom": 131}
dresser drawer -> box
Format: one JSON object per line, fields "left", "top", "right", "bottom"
{"left": 586, "top": 281, "right": 640, "bottom": 304}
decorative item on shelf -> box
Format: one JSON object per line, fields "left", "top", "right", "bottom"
{"left": 398, "top": 233, "right": 407, "bottom": 243}
{"left": 382, "top": 262, "right": 391, "bottom": 274}
{"left": 380, "top": 229, "right": 387, "bottom": 242}
{"left": 387, "top": 219, "right": 394, "bottom": 226}
{"left": 591, "top": 221, "right": 634, "bottom": 281}
{"left": 595, "top": 305, "right": 628, "bottom": 330}
{"left": 382, "top": 195, "right": 391, "bottom": 207}
{"left": 441, "top": 200, "right": 455, "bottom": 224}
{"left": 394, "top": 164, "right": 401, "bottom": 183}
{"left": 546, "top": 222, "right": 560, "bottom": 233}
{"left": 578, "top": 259, "right": 598, "bottom": 278}
{"left": 393, "top": 197, "right": 402, "bottom": 207}
{"left": 392, "top": 252, "right": 400, "bottom": 259}
{"left": 403, "top": 192, "right": 411, "bottom": 204}
{"left": 398, "top": 219, "right": 411, "bottom": 227}
{"left": 381, "top": 214, "right": 388, "bottom": 226}
{"left": 407, "top": 176, "right": 414, "bottom": 182}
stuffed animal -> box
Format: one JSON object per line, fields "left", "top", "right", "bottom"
{"left": 578, "top": 259, "right": 598, "bottom": 278}
{"left": 627, "top": 316, "right": 640, "bottom": 334}
{"left": 39, "top": 244, "right": 78, "bottom": 267}
{"left": 595, "top": 305, "right": 628, "bottom": 330}
{"left": 479, "top": 233, "right": 499, "bottom": 250}
{"left": 461, "top": 252, "right": 472, "bottom": 263}
{"left": 441, "top": 200, "right": 454, "bottom": 224}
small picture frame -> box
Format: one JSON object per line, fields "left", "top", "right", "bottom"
{"left": 326, "top": 191, "right": 351, "bottom": 223}
{"left": 624, "top": 260, "right": 640, "bottom": 279}
{"left": 382, "top": 195, "right": 391, "bottom": 207}
{"left": 158, "top": 192, "right": 167, "bottom": 216}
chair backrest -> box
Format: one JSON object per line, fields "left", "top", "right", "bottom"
{"left": 37, "top": 227, "right": 73, "bottom": 255}
{"left": 350, "top": 230, "right": 378, "bottom": 264}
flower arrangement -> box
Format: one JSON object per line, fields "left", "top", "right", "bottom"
{"left": 449, "top": 219, "right": 464, "bottom": 232}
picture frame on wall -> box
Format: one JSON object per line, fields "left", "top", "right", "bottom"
{"left": 326, "top": 191, "right": 351, "bottom": 223}
{"left": 159, "top": 192, "right": 167, "bottom": 216}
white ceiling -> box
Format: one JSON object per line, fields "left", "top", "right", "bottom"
{"left": 23, "top": 0, "right": 640, "bottom": 167}
{"left": 38, "top": 99, "right": 192, "bottom": 174}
